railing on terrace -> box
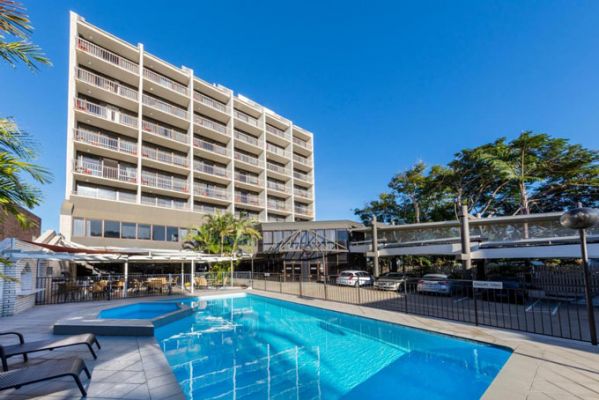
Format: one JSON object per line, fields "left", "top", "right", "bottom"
{"left": 235, "top": 172, "right": 262, "bottom": 186}
{"left": 246, "top": 272, "right": 599, "bottom": 344}
{"left": 195, "top": 204, "right": 225, "bottom": 214}
{"left": 76, "top": 68, "right": 138, "bottom": 100}
{"left": 142, "top": 120, "right": 188, "bottom": 144}
{"left": 141, "top": 196, "right": 187, "bottom": 210}
{"left": 142, "top": 94, "right": 188, "bottom": 119}
{"left": 293, "top": 154, "right": 311, "bottom": 165}
{"left": 235, "top": 130, "right": 260, "bottom": 146}
{"left": 141, "top": 171, "right": 189, "bottom": 192}
{"left": 294, "top": 206, "right": 313, "bottom": 216}
{"left": 266, "top": 143, "right": 290, "bottom": 158}
{"left": 235, "top": 152, "right": 260, "bottom": 166}
{"left": 267, "top": 162, "right": 290, "bottom": 175}
{"left": 194, "top": 184, "right": 230, "bottom": 200}
{"left": 75, "top": 128, "right": 137, "bottom": 155}
{"left": 193, "top": 138, "right": 229, "bottom": 156}
{"left": 268, "top": 200, "right": 289, "bottom": 211}
{"left": 268, "top": 181, "right": 289, "bottom": 193}
{"left": 234, "top": 110, "right": 259, "bottom": 127}
{"left": 75, "top": 98, "right": 138, "bottom": 127}
{"left": 142, "top": 145, "right": 188, "bottom": 167}
{"left": 76, "top": 38, "right": 138, "bottom": 74}
{"left": 294, "top": 188, "right": 312, "bottom": 199}
{"left": 293, "top": 137, "right": 312, "bottom": 150}
{"left": 74, "top": 160, "right": 137, "bottom": 183}
{"left": 194, "top": 114, "right": 227, "bottom": 134}
{"left": 72, "top": 189, "right": 137, "bottom": 203}
{"left": 194, "top": 161, "right": 229, "bottom": 178}
{"left": 293, "top": 171, "right": 311, "bottom": 182}
{"left": 266, "top": 124, "right": 291, "bottom": 140}
{"left": 194, "top": 92, "right": 228, "bottom": 112}
{"left": 143, "top": 68, "right": 188, "bottom": 95}
{"left": 235, "top": 194, "right": 262, "bottom": 207}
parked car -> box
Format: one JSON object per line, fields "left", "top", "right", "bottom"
{"left": 335, "top": 271, "right": 374, "bottom": 287}
{"left": 374, "top": 272, "right": 407, "bottom": 291}
{"left": 416, "top": 274, "right": 453, "bottom": 295}
{"left": 478, "top": 279, "right": 527, "bottom": 304}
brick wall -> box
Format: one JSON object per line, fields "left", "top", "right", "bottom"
{"left": 0, "top": 207, "right": 41, "bottom": 241}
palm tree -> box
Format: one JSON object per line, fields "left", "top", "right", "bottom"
{"left": 0, "top": 0, "right": 50, "bottom": 69}
{"left": 229, "top": 218, "right": 261, "bottom": 284}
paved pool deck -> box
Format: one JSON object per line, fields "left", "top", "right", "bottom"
{"left": 1, "top": 289, "right": 598, "bottom": 399}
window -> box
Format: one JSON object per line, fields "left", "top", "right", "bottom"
{"left": 166, "top": 226, "right": 179, "bottom": 242}
{"left": 179, "top": 228, "right": 189, "bottom": 240}
{"left": 262, "top": 231, "right": 272, "bottom": 244}
{"left": 122, "top": 223, "right": 136, "bottom": 239}
{"left": 152, "top": 225, "right": 166, "bottom": 241}
{"left": 104, "top": 220, "right": 120, "bottom": 238}
{"left": 88, "top": 219, "right": 102, "bottom": 237}
{"left": 138, "top": 224, "right": 151, "bottom": 240}
{"left": 73, "top": 218, "right": 85, "bottom": 237}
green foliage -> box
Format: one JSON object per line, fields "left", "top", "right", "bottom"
{"left": 355, "top": 131, "right": 598, "bottom": 224}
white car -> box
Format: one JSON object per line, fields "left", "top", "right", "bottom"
{"left": 374, "top": 272, "right": 406, "bottom": 291}
{"left": 416, "top": 274, "right": 453, "bottom": 295}
{"left": 335, "top": 270, "right": 374, "bottom": 287}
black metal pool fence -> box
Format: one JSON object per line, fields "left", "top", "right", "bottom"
{"left": 247, "top": 272, "right": 599, "bottom": 344}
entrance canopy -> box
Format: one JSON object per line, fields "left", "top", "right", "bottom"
{"left": 263, "top": 229, "right": 348, "bottom": 261}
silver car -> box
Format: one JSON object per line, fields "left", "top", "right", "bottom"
{"left": 374, "top": 272, "right": 406, "bottom": 291}
{"left": 416, "top": 274, "right": 452, "bottom": 295}
{"left": 335, "top": 270, "right": 374, "bottom": 287}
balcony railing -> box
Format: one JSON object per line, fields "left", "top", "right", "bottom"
{"left": 75, "top": 98, "right": 138, "bottom": 128}
{"left": 141, "top": 171, "right": 189, "bottom": 192}
{"left": 234, "top": 130, "right": 260, "bottom": 147}
{"left": 142, "top": 120, "right": 188, "bottom": 144}
{"left": 194, "top": 161, "right": 229, "bottom": 178}
{"left": 234, "top": 110, "right": 259, "bottom": 127}
{"left": 266, "top": 124, "right": 291, "bottom": 140}
{"left": 268, "top": 200, "right": 289, "bottom": 211}
{"left": 235, "top": 172, "right": 262, "bottom": 186}
{"left": 74, "top": 159, "right": 137, "bottom": 183}
{"left": 193, "top": 138, "right": 229, "bottom": 156}
{"left": 142, "top": 145, "right": 188, "bottom": 168}
{"left": 294, "top": 188, "right": 312, "bottom": 199}
{"left": 235, "top": 194, "right": 262, "bottom": 207}
{"left": 195, "top": 204, "right": 225, "bottom": 215}
{"left": 141, "top": 195, "right": 187, "bottom": 210}
{"left": 194, "top": 114, "right": 227, "bottom": 134}
{"left": 267, "top": 162, "right": 290, "bottom": 175}
{"left": 143, "top": 68, "right": 188, "bottom": 95}
{"left": 293, "top": 171, "right": 312, "bottom": 182}
{"left": 293, "top": 153, "right": 311, "bottom": 166}
{"left": 266, "top": 143, "right": 290, "bottom": 158}
{"left": 293, "top": 137, "right": 312, "bottom": 150}
{"left": 294, "top": 206, "right": 313, "bottom": 216}
{"left": 194, "top": 184, "right": 230, "bottom": 200}
{"left": 76, "top": 68, "right": 138, "bottom": 100}
{"left": 235, "top": 152, "right": 260, "bottom": 166}
{"left": 194, "top": 92, "right": 227, "bottom": 112}
{"left": 74, "top": 128, "right": 137, "bottom": 155}
{"left": 267, "top": 180, "right": 288, "bottom": 193}
{"left": 142, "top": 94, "right": 188, "bottom": 119}
{"left": 76, "top": 38, "right": 138, "bottom": 74}
{"left": 73, "top": 189, "right": 137, "bottom": 203}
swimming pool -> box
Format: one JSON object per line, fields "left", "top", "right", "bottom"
{"left": 99, "top": 302, "right": 179, "bottom": 319}
{"left": 155, "top": 294, "right": 511, "bottom": 399}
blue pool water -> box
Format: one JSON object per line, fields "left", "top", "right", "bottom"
{"left": 98, "top": 302, "right": 179, "bottom": 319}
{"left": 155, "top": 295, "right": 511, "bottom": 400}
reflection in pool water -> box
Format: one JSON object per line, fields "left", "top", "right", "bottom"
{"left": 155, "top": 295, "right": 511, "bottom": 400}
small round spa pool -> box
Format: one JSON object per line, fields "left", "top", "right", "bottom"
{"left": 98, "top": 302, "right": 179, "bottom": 319}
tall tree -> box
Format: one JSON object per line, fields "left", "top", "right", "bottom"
{"left": 388, "top": 161, "right": 428, "bottom": 223}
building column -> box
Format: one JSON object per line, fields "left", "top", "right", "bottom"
{"left": 372, "top": 215, "right": 380, "bottom": 277}
{"left": 180, "top": 262, "right": 184, "bottom": 290}
{"left": 123, "top": 259, "right": 129, "bottom": 297}
{"left": 458, "top": 205, "right": 472, "bottom": 272}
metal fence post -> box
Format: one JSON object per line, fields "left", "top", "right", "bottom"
{"left": 108, "top": 274, "right": 112, "bottom": 301}
{"left": 473, "top": 288, "right": 479, "bottom": 326}
{"left": 404, "top": 280, "right": 409, "bottom": 313}
{"left": 299, "top": 277, "right": 303, "bottom": 297}
{"left": 279, "top": 274, "right": 283, "bottom": 294}
{"left": 324, "top": 276, "right": 328, "bottom": 300}
{"left": 357, "top": 282, "right": 361, "bottom": 304}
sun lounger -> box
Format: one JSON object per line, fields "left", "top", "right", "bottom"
{"left": 0, "top": 332, "right": 101, "bottom": 371}
{"left": 0, "top": 357, "right": 91, "bottom": 396}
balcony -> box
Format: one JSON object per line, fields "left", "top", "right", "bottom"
{"left": 293, "top": 136, "right": 313, "bottom": 153}
{"left": 235, "top": 172, "right": 263, "bottom": 188}
{"left": 74, "top": 128, "right": 137, "bottom": 160}
{"left": 75, "top": 68, "right": 138, "bottom": 110}
{"left": 141, "top": 119, "right": 189, "bottom": 150}
{"left": 75, "top": 98, "right": 138, "bottom": 137}
{"left": 266, "top": 142, "right": 291, "bottom": 162}
{"left": 142, "top": 145, "right": 188, "bottom": 171}
{"left": 142, "top": 94, "right": 188, "bottom": 126}
{"left": 143, "top": 68, "right": 188, "bottom": 95}
{"left": 194, "top": 160, "right": 230, "bottom": 182}
{"left": 267, "top": 180, "right": 289, "bottom": 194}
{"left": 141, "top": 171, "right": 189, "bottom": 194}
{"left": 235, "top": 152, "right": 261, "bottom": 167}
{"left": 293, "top": 153, "right": 311, "bottom": 166}
{"left": 295, "top": 205, "right": 313, "bottom": 216}
{"left": 194, "top": 184, "right": 231, "bottom": 202}
{"left": 194, "top": 91, "right": 228, "bottom": 119}
{"left": 141, "top": 195, "right": 188, "bottom": 210}
{"left": 195, "top": 204, "right": 226, "bottom": 215}
{"left": 234, "top": 110, "right": 259, "bottom": 127}
{"left": 76, "top": 38, "right": 138, "bottom": 84}
{"left": 194, "top": 114, "right": 228, "bottom": 141}
{"left": 193, "top": 137, "right": 229, "bottom": 162}
{"left": 267, "top": 162, "right": 290, "bottom": 176}
{"left": 293, "top": 170, "right": 312, "bottom": 183}
{"left": 235, "top": 193, "right": 263, "bottom": 208}
{"left": 268, "top": 199, "right": 289, "bottom": 212}
{"left": 72, "top": 188, "right": 137, "bottom": 203}
{"left": 266, "top": 124, "right": 291, "bottom": 145}
{"left": 234, "top": 130, "right": 261, "bottom": 146}
{"left": 74, "top": 159, "right": 137, "bottom": 186}
{"left": 294, "top": 188, "right": 312, "bottom": 200}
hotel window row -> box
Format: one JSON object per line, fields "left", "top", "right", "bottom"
{"left": 72, "top": 218, "right": 187, "bottom": 242}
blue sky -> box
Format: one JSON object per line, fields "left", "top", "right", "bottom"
{"left": 1, "top": 1, "right": 598, "bottom": 231}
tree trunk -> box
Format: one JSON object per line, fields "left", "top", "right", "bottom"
{"left": 414, "top": 202, "right": 421, "bottom": 224}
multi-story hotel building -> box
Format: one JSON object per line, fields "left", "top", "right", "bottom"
{"left": 60, "top": 12, "right": 315, "bottom": 249}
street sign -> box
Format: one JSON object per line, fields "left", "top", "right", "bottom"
{"left": 472, "top": 280, "right": 503, "bottom": 289}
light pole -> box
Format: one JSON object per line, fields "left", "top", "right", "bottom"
{"left": 560, "top": 207, "right": 599, "bottom": 345}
